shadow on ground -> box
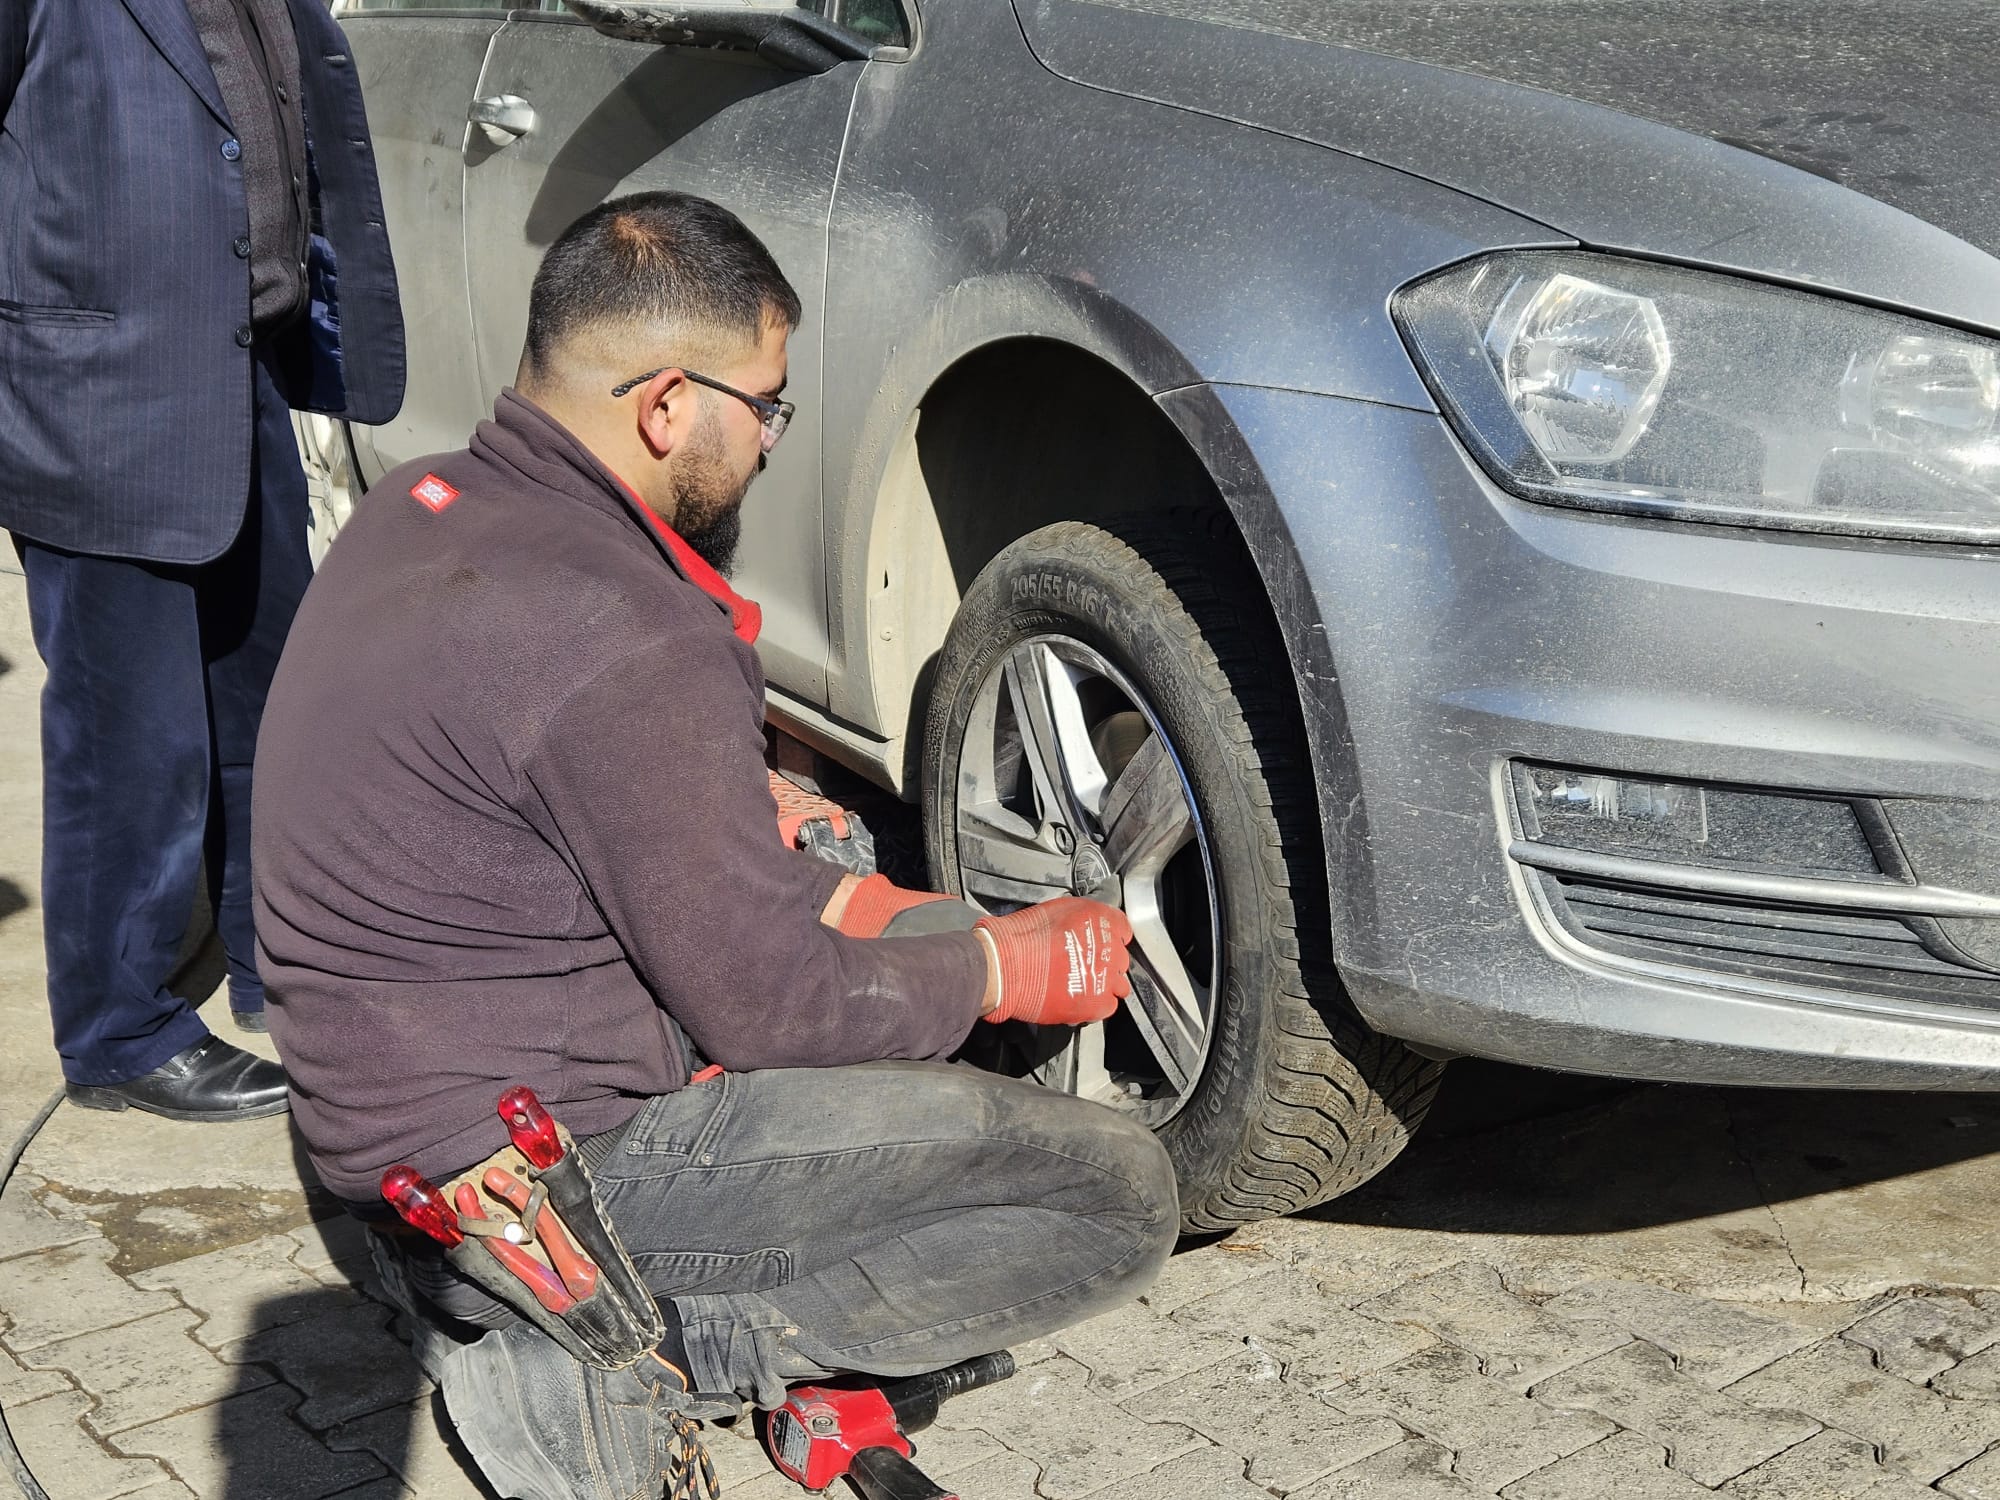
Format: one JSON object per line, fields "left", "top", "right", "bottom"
{"left": 1314, "top": 1057, "right": 2000, "bottom": 1237}
{"left": 211, "top": 1278, "right": 494, "bottom": 1500}
{"left": 0, "top": 876, "right": 29, "bottom": 928}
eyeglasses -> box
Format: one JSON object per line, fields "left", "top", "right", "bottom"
{"left": 610, "top": 366, "right": 795, "bottom": 453}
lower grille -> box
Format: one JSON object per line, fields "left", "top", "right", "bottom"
{"left": 1543, "top": 876, "right": 2000, "bottom": 1011}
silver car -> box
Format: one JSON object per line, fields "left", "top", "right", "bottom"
{"left": 318, "top": 0, "right": 2000, "bottom": 1230}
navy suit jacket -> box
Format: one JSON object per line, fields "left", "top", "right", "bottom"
{"left": 0, "top": 0, "right": 406, "bottom": 564}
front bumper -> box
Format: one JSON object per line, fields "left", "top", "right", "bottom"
{"left": 1193, "top": 383, "right": 2000, "bottom": 1089}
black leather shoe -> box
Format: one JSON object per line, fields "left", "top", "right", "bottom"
{"left": 66, "top": 1037, "right": 290, "bottom": 1122}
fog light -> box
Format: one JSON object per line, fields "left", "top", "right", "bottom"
{"left": 1513, "top": 763, "right": 1880, "bottom": 876}
{"left": 1525, "top": 769, "right": 1709, "bottom": 850}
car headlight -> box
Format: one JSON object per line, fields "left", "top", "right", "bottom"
{"left": 1393, "top": 251, "right": 2000, "bottom": 544}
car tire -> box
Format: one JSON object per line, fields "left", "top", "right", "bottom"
{"left": 922, "top": 514, "right": 1443, "bottom": 1230}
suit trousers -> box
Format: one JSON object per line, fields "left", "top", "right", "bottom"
{"left": 13, "top": 350, "right": 313, "bottom": 1085}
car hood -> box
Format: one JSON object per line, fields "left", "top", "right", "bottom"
{"left": 1014, "top": 0, "right": 2000, "bottom": 335}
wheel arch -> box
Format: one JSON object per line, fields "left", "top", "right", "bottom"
{"left": 843, "top": 333, "right": 1376, "bottom": 971}
{"left": 852, "top": 335, "right": 1221, "bottom": 785}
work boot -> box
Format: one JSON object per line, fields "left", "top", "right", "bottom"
{"left": 64, "top": 1036, "right": 288, "bottom": 1122}
{"left": 441, "top": 1320, "right": 738, "bottom": 1500}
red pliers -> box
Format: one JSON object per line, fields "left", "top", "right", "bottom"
{"left": 379, "top": 1163, "right": 575, "bottom": 1314}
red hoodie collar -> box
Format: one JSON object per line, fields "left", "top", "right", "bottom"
{"left": 616, "top": 480, "right": 763, "bottom": 645}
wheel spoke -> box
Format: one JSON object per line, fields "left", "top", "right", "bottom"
{"left": 1121, "top": 907, "right": 1206, "bottom": 1094}
{"left": 1101, "top": 732, "right": 1194, "bottom": 879}
{"left": 1004, "top": 644, "right": 1110, "bottom": 839}
{"left": 1036, "top": 1019, "right": 1120, "bottom": 1106}
{"left": 957, "top": 806, "right": 1071, "bottom": 908}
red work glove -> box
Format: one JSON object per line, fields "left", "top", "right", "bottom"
{"left": 973, "top": 897, "right": 1133, "bottom": 1027}
{"left": 836, "top": 872, "right": 958, "bottom": 938}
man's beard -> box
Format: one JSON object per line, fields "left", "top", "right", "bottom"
{"left": 682, "top": 507, "right": 742, "bottom": 577}
{"left": 671, "top": 406, "right": 753, "bottom": 577}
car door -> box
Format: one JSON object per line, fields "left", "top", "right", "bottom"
{"left": 332, "top": 0, "right": 514, "bottom": 480}
{"left": 457, "top": 5, "right": 865, "bottom": 703}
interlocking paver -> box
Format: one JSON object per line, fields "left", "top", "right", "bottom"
{"left": 1727, "top": 1334, "right": 2000, "bottom": 1481}
{"left": 1359, "top": 1261, "right": 1630, "bottom": 1391}
{"left": 1330, "top": 1342, "right": 1612, "bottom": 1489}
{"left": 1941, "top": 1348, "right": 2000, "bottom": 1402}
{"left": 712, "top": 1474, "right": 809, "bottom": 1500}
{"left": 1939, "top": 1444, "right": 2000, "bottom": 1500}
{"left": 1052, "top": 1299, "right": 1240, "bottom": 1398}
{"left": 287, "top": 1216, "right": 372, "bottom": 1283}
{"left": 700, "top": 1421, "right": 779, "bottom": 1490}
{"left": 1542, "top": 1279, "right": 1818, "bottom": 1386}
{"left": 0, "top": 1173, "right": 96, "bottom": 1259}
{"left": 323, "top": 1396, "right": 496, "bottom": 1499}
{"left": 0, "top": 1324, "right": 71, "bottom": 1405}
{"left": 1129, "top": 1349, "right": 1402, "bottom": 1490}
{"left": 132, "top": 1233, "right": 358, "bottom": 1349}
{"left": 2, "top": 1389, "right": 175, "bottom": 1500}
{"left": 1172, "top": 1267, "right": 1434, "bottom": 1389}
{"left": 1844, "top": 1294, "right": 2000, "bottom": 1383}
{"left": 1535, "top": 1340, "right": 1818, "bottom": 1485}
{"left": 0, "top": 1238, "right": 176, "bottom": 1350}
{"left": 114, "top": 1383, "right": 387, "bottom": 1499}
{"left": 928, "top": 1451, "right": 1040, "bottom": 1499}
{"left": 220, "top": 1302, "right": 427, "bottom": 1430}
{"left": 1501, "top": 1431, "right": 1710, "bottom": 1499}
{"left": 1135, "top": 1244, "right": 1281, "bottom": 1314}
{"left": 931, "top": 1354, "right": 1204, "bottom": 1499}
{"left": 1084, "top": 1445, "right": 1272, "bottom": 1500}
{"left": 1007, "top": 1333, "right": 1063, "bottom": 1366}
{"left": 1291, "top": 1438, "right": 1491, "bottom": 1500}
{"left": 24, "top": 1307, "right": 272, "bottom": 1436}
{"left": 1716, "top": 1429, "right": 1941, "bottom": 1499}
{"left": 906, "top": 1420, "right": 1010, "bottom": 1476}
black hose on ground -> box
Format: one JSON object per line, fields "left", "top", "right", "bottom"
{"left": 0, "top": 1087, "right": 65, "bottom": 1500}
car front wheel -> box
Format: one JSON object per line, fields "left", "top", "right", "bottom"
{"left": 922, "top": 515, "right": 1443, "bottom": 1230}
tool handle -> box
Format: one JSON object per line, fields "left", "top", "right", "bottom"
{"left": 848, "top": 1447, "right": 956, "bottom": 1500}
{"left": 380, "top": 1165, "right": 464, "bottom": 1248}
{"left": 884, "top": 1351, "right": 1016, "bottom": 1434}
{"left": 452, "top": 1183, "right": 576, "bottom": 1314}
{"left": 481, "top": 1167, "right": 602, "bottom": 1301}
{"left": 497, "top": 1086, "right": 565, "bottom": 1169}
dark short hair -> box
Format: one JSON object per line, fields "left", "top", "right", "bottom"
{"left": 523, "top": 191, "right": 802, "bottom": 376}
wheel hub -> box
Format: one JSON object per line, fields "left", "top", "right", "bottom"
{"left": 1068, "top": 842, "right": 1113, "bottom": 897}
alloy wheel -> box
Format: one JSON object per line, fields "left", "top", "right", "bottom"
{"left": 953, "top": 636, "right": 1220, "bottom": 1126}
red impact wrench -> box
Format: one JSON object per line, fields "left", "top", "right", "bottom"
{"left": 765, "top": 1353, "right": 1016, "bottom": 1500}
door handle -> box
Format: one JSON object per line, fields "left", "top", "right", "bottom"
{"left": 468, "top": 94, "right": 536, "bottom": 143}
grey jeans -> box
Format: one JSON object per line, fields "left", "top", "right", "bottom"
{"left": 579, "top": 1060, "right": 1179, "bottom": 1407}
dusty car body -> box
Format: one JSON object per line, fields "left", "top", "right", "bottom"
{"left": 324, "top": 0, "right": 2000, "bottom": 1226}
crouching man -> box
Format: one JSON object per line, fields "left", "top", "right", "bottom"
{"left": 250, "top": 191, "right": 1177, "bottom": 1499}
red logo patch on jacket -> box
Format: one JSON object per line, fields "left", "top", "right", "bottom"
{"left": 410, "top": 474, "right": 460, "bottom": 512}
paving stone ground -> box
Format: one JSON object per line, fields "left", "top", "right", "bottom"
{"left": 5, "top": 571, "right": 2000, "bottom": 1500}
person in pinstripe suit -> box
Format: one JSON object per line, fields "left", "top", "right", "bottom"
{"left": 0, "top": 0, "right": 405, "bottom": 1119}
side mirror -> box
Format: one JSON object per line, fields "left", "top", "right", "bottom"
{"left": 563, "top": 1, "right": 879, "bottom": 75}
